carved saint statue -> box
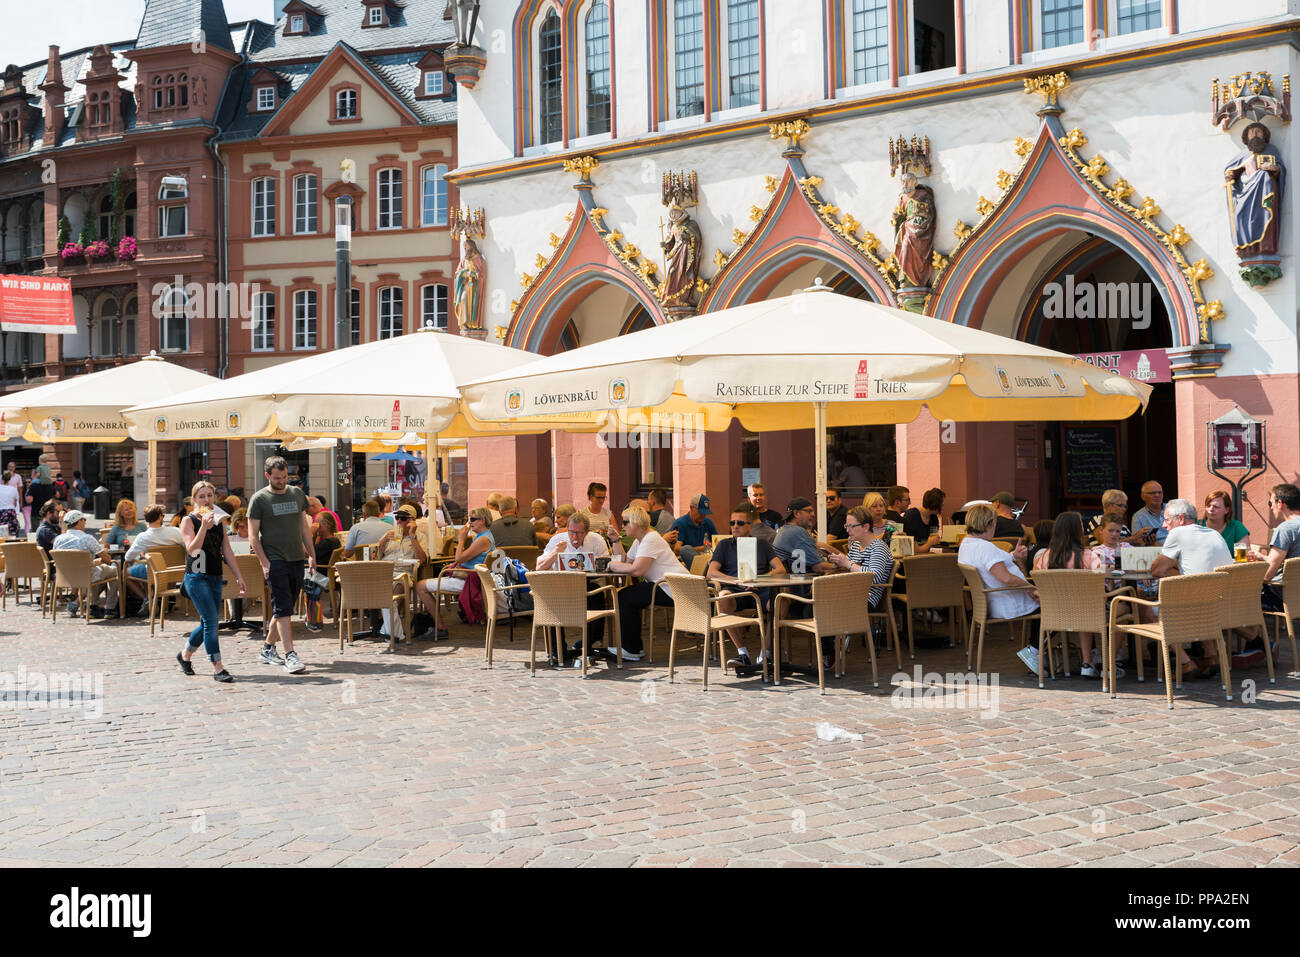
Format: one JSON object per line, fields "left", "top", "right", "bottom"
{"left": 660, "top": 204, "right": 702, "bottom": 313}
{"left": 453, "top": 237, "right": 486, "bottom": 332}
{"left": 891, "top": 172, "right": 937, "bottom": 289}
{"left": 1224, "top": 121, "right": 1286, "bottom": 284}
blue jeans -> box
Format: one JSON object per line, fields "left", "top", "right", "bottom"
{"left": 184, "top": 572, "right": 225, "bottom": 662}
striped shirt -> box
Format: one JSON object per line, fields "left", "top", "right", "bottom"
{"left": 846, "top": 539, "right": 894, "bottom": 608}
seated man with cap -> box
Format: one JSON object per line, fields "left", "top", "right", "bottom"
{"left": 51, "top": 509, "right": 120, "bottom": 618}
{"left": 990, "top": 491, "right": 1028, "bottom": 539}
{"left": 669, "top": 494, "right": 718, "bottom": 569}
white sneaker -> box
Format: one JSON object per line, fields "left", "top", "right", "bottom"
{"left": 619, "top": 648, "right": 644, "bottom": 661}
{"left": 284, "top": 651, "right": 305, "bottom": 674}
{"left": 1079, "top": 662, "right": 1099, "bottom": 678}
{"left": 1016, "top": 645, "right": 1040, "bottom": 675}
{"left": 259, "top": 645, "right": 284, "bottom": 666}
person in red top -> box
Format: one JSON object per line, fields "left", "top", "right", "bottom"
{"left": 306, "top": 496, "right": 343, "bottom": 535}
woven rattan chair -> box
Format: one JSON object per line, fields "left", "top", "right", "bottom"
{"left": 1215, "top": 561, "right": 1273, "bottom": 683}
{"left": 146, "top": 550, "right": 185, "bottom": 636}
{"left": 1108, "top": 572, "right": 1232, "bottom": 709}
{"left": 0, "top": 542, "right": 45, "bottom": 610}
{"left": 499, "top": 545, "right": 542, "bottom": 570}
{"left": 474, "top": 566, "right": 533, "bottom": 668}
{"left": 688, "top": 553, "right": 711, "bottom": 576}
{"left": 890, "top": 554, "right": 967, "bottom": 658}
{"left": 773, "top": 572, "right": 878, "bottom": 693}
{"left": 335, "top": 560, "right": 400, "bottom": 652}
{"left": 1263, "top": 557, "right": 1300, "bottom": 674}
{"left": 227, "top": 554, "right": 267, "bottom": 626}
{"left": 526, "top": 571, "right": 620, "bottom": 678}
{"left": 1029, "top": 569, "right": 1132, "bottom": 688}
{"left": 865, "top": 563, "right": 903, "bottom": 670}
{"left": 50, "top": 550, "right": 114, "bottom": 623}
{"left": 959, "top": 563, "right": 1040, "bottom": 675}
{"left": 662, "top": 573, "right": 764, "bottom": 690}
{"left": 991, "top": 538, "right": 1022, "bottom": 552}
{"left": 152, "top": 543, "right": 185, "bottom": 569}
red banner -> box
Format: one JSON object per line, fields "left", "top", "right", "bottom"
{"left": 0, "top": 274, "right": 75, "bottom": 334}
{"left": 1074, "top": 349, "right": 1171, "bottom": 384}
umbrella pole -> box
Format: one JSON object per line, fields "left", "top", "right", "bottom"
{"left": 148, "top": 440, "right": 159, "bottom": 507}
{"left": 815, "top": 401, "right": 827, "bottom": 542}
{"left": 425, "top": 429, "right": 441, "bottom": 559}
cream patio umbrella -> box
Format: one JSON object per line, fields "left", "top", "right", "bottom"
{"left": 123, "top": 326, "right": 600, "bottom": 558}
{"left": 462, "top": 282, "right": 1154, "bottom": 539}
{"left": 0, "top": 353, "right": 221, "bottom": 506}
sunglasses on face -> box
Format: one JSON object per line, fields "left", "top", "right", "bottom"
{"left": 729, "top": 520, "right": 749, "bottom": 527}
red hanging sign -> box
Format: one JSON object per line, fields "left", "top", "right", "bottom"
{"left": 0, "top": 274, "right": 75, "bottom": 333}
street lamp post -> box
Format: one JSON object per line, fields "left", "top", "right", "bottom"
{"left": 333, "top": 196, "right": 353, "bottom": 528}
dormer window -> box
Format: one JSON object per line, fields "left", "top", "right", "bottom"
{"left": 369, "top": 7, "right": 383, "bottom": 25}
{"left": 256, "top": 86, "right": 276, "bottom": 111}
{"left": 423, "top": 72, "right": 443, "bottom": 96}
{"left": 291, "top": 14, "right": 305, "bottom": 32}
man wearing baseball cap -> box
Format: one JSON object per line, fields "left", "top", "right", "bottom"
{"left": 51, "top": 509, "right": 121, "bottom": 618}
{"left": 990, "top": 491, "right": 1027, "bottom": 539}
{"left": 773, "top": 498, "right": 837, "bottom": 576}
{"left": 670, "top": 493, "right": 718, "bottom": 568}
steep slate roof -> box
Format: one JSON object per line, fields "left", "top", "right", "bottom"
{"left": 247, "top": 0, "right": 454, "bottom": 60}
{"left": 135, "top": 0, "right": 235, "bottom": 54}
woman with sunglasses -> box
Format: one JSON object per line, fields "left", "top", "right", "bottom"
{"left": 415, "top": 507, "right": 494, "bottom": 639}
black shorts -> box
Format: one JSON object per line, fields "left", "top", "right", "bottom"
{"left": 267, "top": 559, "right": 305, "bottom": 619}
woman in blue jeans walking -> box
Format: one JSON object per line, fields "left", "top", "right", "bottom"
{"left": 177, "top": 481, "right": 246, "bottom": 683}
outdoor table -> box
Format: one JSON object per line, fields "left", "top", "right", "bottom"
{"left": 709, "top": 572, "right": 832, "bottom": 684}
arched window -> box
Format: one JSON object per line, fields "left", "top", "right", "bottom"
{"left": 98, "top": 194, "right": 116, "bottom": 240}
{"left": 26, "top": 199, "right": 43, "bottom": 257}
{"left": 336, "top": 89, "right": 357, "bottom": 119}
{"left": 159, "top": 285, "right": 188, "bottom": 351}
{"left": 152, "top": 76, "right": 163, "bottom": 110}
{"left": 538, "top": 10, "right": 563, "bottom": 145}
{"left": 122, "top": 297, "right": 137, "bottom": 355}
{"left": 97, "top": 297, "right": 119, "bottom": 357}
{"left": 379, "top": 286, "right": 404, "bottom": 338}
{"left": 166, "top": 74, "right": 176, "bottom": 108}
{"left": 178, "top": 73, "right": 189, "bottom": 107}
{"left": 421, "top": 284, "right": 448, "bottom": 330}
{"left": 672, "top": 0, "right": 705, "bottom": 118}
{"left": 724, "top": 0, "right": 759, "bottom": 108}
{"left": 252, "top": 176, "right": 276, "bottom": 236}
{"left": 584, "top": 1, "right": 611, "bottom": 135}
{"left": 158, "top": 177, "right": 188, "bottom": 237}
{"left": 252, "top": 292, "right": 275, "bottom": 351}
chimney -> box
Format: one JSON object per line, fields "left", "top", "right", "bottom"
{"left": 40, "top": 45, "right": 69, "bottom": 145}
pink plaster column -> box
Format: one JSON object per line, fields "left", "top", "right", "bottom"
{"left": 672, "top": 421, "right": 743, "bottom": 519}
{"left": 758, "top": 429, "right": 815, "bottom": 513}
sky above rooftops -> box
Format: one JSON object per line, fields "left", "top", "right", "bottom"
{"left": 5, "top": 0, "right": 270, "bottom": 70}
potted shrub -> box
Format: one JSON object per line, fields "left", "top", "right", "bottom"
{"left": 60, "top": 241, "right": 85, "bottom": 262}
{"left": 85, "top": 239, "right": 113, "bottom": 261}
{"left": 116, "top": 235, "right": 137, "bottom": 262}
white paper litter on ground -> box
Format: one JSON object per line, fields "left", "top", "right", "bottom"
{"left": 815, "top": 722, "right": 862, "bottom": 742}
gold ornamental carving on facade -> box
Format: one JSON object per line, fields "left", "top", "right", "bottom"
{"left": 1024, "top": 72, "right": 1071, "bottom": 111}
{"left": 562, "top": 154, "right": 600, "bottom": 183}
{"left": 1056, "top": 126, "right": 1224, "bottom": 342}
{"left": 769, "top": 119, "right": 811, "bottom": 150}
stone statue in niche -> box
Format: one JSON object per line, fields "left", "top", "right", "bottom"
{"left": 659, "top": 170, "right": 702, "bottom": 319}
{"left": 1224, "top": 121, "right": 1286, "bottom": 286}
{"left": 892, "top": 172, "right": 937, "bottom": 293}
{"left": 453, "top": 237, "right": 486, "bottom": 335}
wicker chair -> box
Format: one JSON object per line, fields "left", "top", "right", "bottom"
{"left": 1215, "top": 562, "right": 1273, "bottom": 683}
{"left": 152, "top": 543, "right": 185, "bottom": 569}
{"left": 889, "top": 554, "right": 967, "bottom": 659}
{"left": 146, "top": 550, "right": 186, "bottom": 636}
{"left": 865, "top": 564, "right": 903, "bottom": 671}
{"left": 662, "top": 573, "right": 765, "bottom": 690}
{"left": 773, "top": 572, "right": 878, "bottom": 693}
{"left": 1108, "top": 572, "right": 1232, "bottom": 709}
{"left": 688, "top": 553, "right": 711, "bottom": 576}
{"left": 959, "top": 563, "right": 1040, "bottom": 675}
{"left": 50, "top": 550, "right": 114, "bottom": 623}
{"left": 1263, "top": 557, "right": 1300, "bottom": 674}
{"left": 499, "top": 545, "right": 542, "bottom": 570}
{"left": 1030, "top": 569, "right": 1132, "bottom": 688}
{"left": 0, "top": 542, "right": 45, "bottom": 610}
{"left": 334, "top": 560, "right": 401, "bottom": 652}
{"left": 474, "top": 566, "right": 532, "bottom": 668}
{"left": 526, "top": 571, "right": 620, "bottom": 678}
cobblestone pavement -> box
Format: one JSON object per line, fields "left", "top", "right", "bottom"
{"left": 2, "top": 596, "right": 1299, "bottom": 867}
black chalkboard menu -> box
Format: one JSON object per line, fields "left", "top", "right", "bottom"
{"left": 1062, "top": 425, "right": 1121, "bottom": 497}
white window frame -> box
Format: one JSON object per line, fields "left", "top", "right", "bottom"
{"left": 252, "top": 292, "right": 275, "bottom": 352}
{"left": 293, "top": 173, "right": 318, "bottom": 234}
{"left": 837, "top": 0, "right": 893, "bottom": 96}
{"left": 256, "top": 86, "right": 275, "bottom": 111}
{"left": 377, "top": 168, "right": 403, "bottom": 230}
{"left": 719, "top": 0, "right": 761, "bottom": 113}
{"left": 665, "top": 0, "right": 706, "bottom": 127}
{"left": 421, "top": 164, "right": 448, "bottom": 228}
{"left": 424, "top": 72, "right": 444, "bottom": 96}
{"left": 158, "top": 204, "right": 187, "bottom": 237}
{"left": 252, "top": 177, "right": 276, "bottom": 237}
{"left": 1097, "top": 0, "right": 1165, "bottom": 49}
{"left": 378, "top": 287, "right": 404, "bottom": 339}
{"left": 293, "top": 289, "right": 317, "bottom": 350}
{"left": 421, "top": 284, "right": 448, "bottom": 330}
{"left": 369, "top": 5, "right": 384, "bottom": 25}
{"left": 575, "top": 0, "right": 613, "bottom": 141}
{"left": 1027, "top": 0, "right": 1088, "bottom": 61}
{"left": 159, "top": 285, "right": 188, "bottom": 352}
{"left": 336, "top": 89, "right": 357, "bottom": 119}
{"left": 290, "top": 14, "right": 305, "bottom": 33}
{"left": 350, "top": 287, "right": 362, "bottom": 345}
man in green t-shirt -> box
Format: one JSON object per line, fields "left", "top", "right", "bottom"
{"left": 248, "top": 456, "right": 315, "bottom": 674}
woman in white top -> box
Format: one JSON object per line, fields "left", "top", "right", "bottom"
{"left": 0, "top": 476, "right": 20, "bottom": 538}
{"left": 578, "top": 482, "right": 622, "bottom": 538}
{"left": 608, "top": 505, "right": 685, "bottom": 660}
{"left": 957, "top": 504, "right": 1040, "bottom": 673}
